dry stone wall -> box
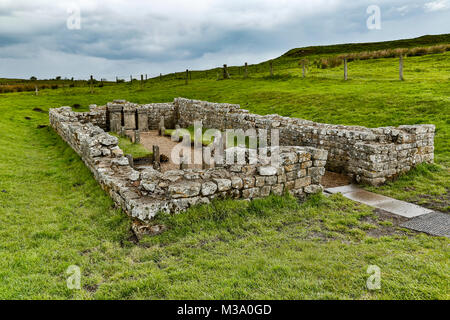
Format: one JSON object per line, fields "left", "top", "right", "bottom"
{"left": 174, "top": 98, "right": 435, "bottom": 185}
{"left": 49, "top": 106, "right": 326, "bottom": 222}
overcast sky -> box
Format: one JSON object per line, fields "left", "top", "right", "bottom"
{"left": 0, "top": 0, "right": 449, "bottom": 80}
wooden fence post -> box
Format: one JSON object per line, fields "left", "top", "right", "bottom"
{"left": 399, "top": 55, "right": 404, "bottom": 81}
{"left": 223, "top": 64, "right": 230, "bottom": 79}
{"left": 90, "top": 75, "right": 93, "bottom": 94}
{"left": 244, "top": 62, "right": 248, "bottom": 78}
{"left": 270, "top": 61, "right": 273, "bottom": 77}
{"left": 130, "top": 75, "right": 132, "bottom": 83}
{"left": 140, "top": 74, "right": 144, "bottom": 88}
{"left": 185, "top": 69, "right": 189, "bottom": 85}
{"left": 344, "top": 58, "right": 348, "bottom": 81}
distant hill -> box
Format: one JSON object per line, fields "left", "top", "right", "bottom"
{"left": 281, "top": 34, "right": 450, "bottom": 59}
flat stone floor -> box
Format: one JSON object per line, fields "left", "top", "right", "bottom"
{"left": 325, "top": 184, "right": 449, "bottom": 238}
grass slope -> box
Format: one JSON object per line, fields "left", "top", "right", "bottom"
{"left": 0, "top": 44, "right": 449, "bottom": 299}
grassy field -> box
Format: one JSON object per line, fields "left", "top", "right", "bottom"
{"left": 0, "top": 38, "right": 449, "bottom": 299}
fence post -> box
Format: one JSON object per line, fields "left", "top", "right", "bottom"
{"left": 344, "top": 58, "right": 348, "bottom": 81}
{"left": 399, "top": 55, "right": 404, "bottom": 81}
{"left": 244, "top": 62, "right": 248, "bottom": 78}
{"left": 35, "top": 85, "right": 38, "bottom": 96}
{"left": 152, "top": 145, "right": 160, "bottom": 170}
{"left": 270, "top": 61, "right": 273, "bottom": 77}
{"left": 130, "top": 75, "right": 132, "bottom": 83}
{"left": 223, "top": 64, "right": 230, "bottom": 79}
{"left": 140, "top": 74, "right": 144, "bottom": 88}
{"left": 185, "top": 69, "right": 189, "bottom": 85}
{"left": 90, "top": 75, "right": 93, "bottom": 94}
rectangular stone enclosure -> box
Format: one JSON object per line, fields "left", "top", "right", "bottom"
{"left": 49, "top": 98, "right": 434, "bottom": 221}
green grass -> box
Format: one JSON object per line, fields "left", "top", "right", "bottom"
{"left": 109, "top": 133, "right": 152, "bottom": 159}
{"left": 0, "top": 40, "right": 449, "bottom": 299}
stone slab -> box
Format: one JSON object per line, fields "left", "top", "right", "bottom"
{"left": 375, "top": 199, "right": 433, "bottom": 218}
{"left": 325, "top": 184, "right": 432, "bottom": 218}
{"left": 400, "top": 212, "right": 450, "bottom": 238}
{"left": 324, "top": 184, "right": 360, "bottom": 195}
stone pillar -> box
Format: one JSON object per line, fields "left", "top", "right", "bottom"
{"left": 126, "top": 154, "right": 134, "bottom": 167}
{"left": 135, "top": 130, "right": 140, "bottom": 144}
{"left": 152, "top": 145, "right": 160, "bottom": 170}
{"left": 123, "top": 105, "right": 136, "bottom": 130}
{"left": 159, "top": 117, "right": 165, "bottom": 136}
{"left": 108, "top": 105, "right": 123, "bottom": 133}
{"left": 137, "top": 109, "right": 149, "bottom": 131}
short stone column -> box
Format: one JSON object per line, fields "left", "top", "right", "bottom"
{"left": 108, "top": 105, "right": 123, "bottom": 133}
{"left": 152, "top": 145, "right": 160, "bottom": 170}
{"left": 137, "top": 109, "right": 148, "bottom": 131}
{"left": 123, "top": 105, "right": 136, "bottom": 130}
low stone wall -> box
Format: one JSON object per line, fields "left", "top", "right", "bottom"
{"left": 49, "top": 106, "right": 327, "bottom": 221}
{"left": 174, "top": 98, "right": 435, "bottom": 185}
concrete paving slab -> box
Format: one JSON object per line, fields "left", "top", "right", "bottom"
{"left": 344, "top": 190, "right": 392, "bottom": 206}
{"left": 401, "top": 212, "right": 450, "bottom": 238}
{"left": 375, "top": 199, "right": 433, "bottom": 218}
{"left": 324, "top": 184, "right": 361, "bottom": 195}
{"left": 325, "top": 184, "right": 432, "bottom": 218}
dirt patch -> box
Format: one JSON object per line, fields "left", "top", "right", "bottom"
{"left": 139, "top": 131, "right": 201, "bottom": 172}
{"left": 32, "top": 107, "right": 45, "bottom": 113}
{"left": 360, "top": 208, "right": 417, "bottom": 238}
{"left": 410, "top": 189, "right": 450, "bottom": 213}
{"left": 83, "top": 284, "right": 99, "bottom": 293}
{"left": 321, "top": 171, "right": 352, "bottom": 188}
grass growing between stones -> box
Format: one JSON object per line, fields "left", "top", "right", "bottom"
{"left": 109, "top": 133, "right": 152, "bottom": 159}
{"left": 0, "top": 49, "right": 449, "bottom": 299}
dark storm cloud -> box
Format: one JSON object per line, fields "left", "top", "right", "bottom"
{"left": 0, "top": 0, "right": 448, "bottom": 79}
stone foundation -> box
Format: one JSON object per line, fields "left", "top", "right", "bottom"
{"left": 50, "top": 106, "right": 327, "bottom": 221}
{"left": 49, "top": 97, "right": 435, "bottom": 221}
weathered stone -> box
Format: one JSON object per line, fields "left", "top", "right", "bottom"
{"left": 304, "top": 184, "right": 323, "bottom": 194}
{"left": 169, "top": 181, "right": 201, "bottom": 198}
{"left": 201, "top": 181, "right": 218, "bottom": 196}
{"left": 213, "top": 178, "right": 232, "bottom": 192}
{"left": 258, "top": 166, "right": 277, "bottom": 176}
{"left": 295, "top": 176, "right": 311, "bottom": 188}
{"left": 231, "top": 176, "right": 243, "bottom": 189}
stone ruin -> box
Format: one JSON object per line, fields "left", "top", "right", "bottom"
{"left": 49, "top": 98, "right": 435, "bottom": 221}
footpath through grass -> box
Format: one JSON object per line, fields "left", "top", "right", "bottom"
{"left": 0, "top": 51, "right": 449, "bottom": 299}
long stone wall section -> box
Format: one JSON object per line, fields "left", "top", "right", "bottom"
{"left": 50, "top": 106, "right": 327, "bottom": 222}
{"left": 174, "top": 98, "right": 435, "bottom": 186}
